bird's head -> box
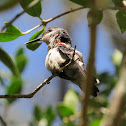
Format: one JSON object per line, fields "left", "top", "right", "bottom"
{"left": 25, "top": 27, "right": 72, "bottom": 49}
{"left": 41, "top": 27, "right": 72, "bottom": 47}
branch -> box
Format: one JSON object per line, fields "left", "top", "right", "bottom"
{"left": 79, "top": 5, "right": 97, "bottom": 126}
{"left": 64, "top": 112, "right": 80, "bottom": 123}
{"left": 0, "top": 74, "right": 57, "bottom": 98}
{"left": 23, "top": 24, "right": 43, "bottom": 34}
{"left": 0, "top": 116, "right": 7, "bottom": 126}
{"left": 0, "top": 0, "right": 41, "bottom": 32}
{"left": 100, "top": 49, "right": 126, "bottom": 126}
{"left": 23, "top": 7, "right": 86, "bottom": 34}
{"left": 44, "top": 7, "right": 85, "bottom": 24}
{"left": 43, "top": 6, "right": 126, "bottom": 25}
{"left": 1, "top": 3, "right": 126, "bottom": 33}
{"left": 24, "top": 5, "right": 126, "bottom": 33}
{"left": 59, "top": 45, "right": 76, "bottom": 71}
{"left": 22, "top": 6, "right": 126, "bottom": 36}
{"left": 80, "top": 25, "right": 97, "bottom": 126}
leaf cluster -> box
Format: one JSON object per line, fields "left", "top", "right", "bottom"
{"left": 0, "top": 47, "right": 28, "bottom": 103}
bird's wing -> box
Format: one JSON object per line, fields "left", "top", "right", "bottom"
{"left": 58, "top": 45, "right": 99, "bottom": 97}
{"left": 58, "top": 45, "right": 99, "bottom": 84}
{"left": 58, "top": 45, "right": 86, "bottom": 76}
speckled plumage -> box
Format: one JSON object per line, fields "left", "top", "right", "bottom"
{"left": 42, "top": 27, "right": 99, "bottom": 96}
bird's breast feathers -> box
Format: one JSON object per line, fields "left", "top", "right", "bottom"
{"left": 45, "top": 48, "right": 66, "bottom": 72}
{"left": 45, "top": 46, "right": 85, "bottom": 77}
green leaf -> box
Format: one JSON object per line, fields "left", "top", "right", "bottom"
{"left": 112, "top": 0, "right": 124, "bottom": 7}
{"left": 34, "top": 105, "right": 56, "bottom": 125}
{"left": 97, "top": 72, "right": 117, "bottom": 97}
{"left": 87, "top": 9, "right": 103, "bottom": 26}
{"left": 6, "top": 76, "right": 22, "bottom": 103}
{"left": 70, "top": 0, "right": 88, "bottom": 7}
{"left": 0, "top": 0, "right": 18, "bottom": 11}
{"left": 34, "top": 105, "right": 43, "bottom": 121}
{"left": 0, "top": 23, "right": 23, "bottom": 42}
{"left": 29, "top": 122, "right": 35, "bottom": 126}
{"left": 44, "top": 106, "right": 56, "bottom": 125}
{"left": 63, "top": 88, "right": 79, "bottom": 113}
{"left": 122, "top": 120, "right": 126, "bottom": 126}
{"left": 15, "top": 47, "right": 28, "bottom": 73}
{"left": 0, "top": 48, "right": 21, "bottom": 80}
{"left": 29, "top": 28, "right": 45, "bottom": 41}
{"left": 90, "top": 118, "right": 101, "bottom": 126}
{"left": 116, "top": 10, "right": 126, "bottom": 33}
{"left": 0, "top": 75, "right": 5, "bottom": 86}
{"left": 57, "top": 103, "right": 74, "bottom": 119}
{"left": 26, "top": 28, "right": 45, "bottom": 51}
{"left": 26, "top": 42, "right": 41, "bottom": 51}
{"left": 112, "top": 49, "right": 122, "bottom": 76}
{"left": 63, "top": 122, "right": 76, "bottom": 126}
{"left": 19, "top": 0, "right": 42, "bottom": 17}
{"left": 112, "top": 49, "right": 123, "bottom": 66}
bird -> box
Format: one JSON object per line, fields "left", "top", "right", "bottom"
{"left": 25, "top": 27, "right": 99, "bottom": 97}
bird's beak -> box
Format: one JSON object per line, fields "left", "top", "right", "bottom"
{"left": 24, "top": 38, "right": 42, "bottom": 45}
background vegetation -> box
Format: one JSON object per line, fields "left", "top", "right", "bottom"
{"left": 0, "top": 0, "right": 126, "bottom": 126}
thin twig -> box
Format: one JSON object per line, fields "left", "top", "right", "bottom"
{"left": 25, "top": 6, "right": 126, "bottom": 33}
{"left": 81, "top": 25, "right": 97, "bottom": 126}
{"left": 0, "top": 74, "right": 57, "bottom": 98}
{"left": 59, "top": 45, "right": 76, "bottom": 71}
{"left": 63, "top": 112, "right": 80, "bottom": 123}
{"left": 0, "top": 116, "right": 7, "bottom": 126}
{"left": 79, "top": 6, "right": 97, "bottom": 126}
{"left": 44, "top": 7, "right": 85, "bottom": 23}
{"left": 23, "top": 24, "right": 43, "bottom": 34}
{"left": 1, "top": 4, "right": 126, "bottom": 33}
{"left": 44, "top": 6, "right": 126, "bottom": 24}
{"left": 23, "top": 7, "right": 86, "bottom": 34}
{"left": 0, "top": 0, "right": 41, "bottom": 32}
{"left": 23, "top": 6, "right": 126, "bottom": 35}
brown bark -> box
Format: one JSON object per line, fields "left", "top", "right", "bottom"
{"left": 100, "top": 49, "right": 126, "bottom": 126}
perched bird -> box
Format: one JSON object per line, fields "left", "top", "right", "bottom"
{"left": 26, "top": 27, "right": 99, "bottom": 97}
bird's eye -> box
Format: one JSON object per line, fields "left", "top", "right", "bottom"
{"left": 48, "top": 29, "right": 52, "bottom": 32}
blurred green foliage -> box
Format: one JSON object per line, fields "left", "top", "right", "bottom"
{"left": 0, "top": 0, "right": 126, "bottom": 126}
{"left": 0, "top": 47, "right": 27, "bottom": 104}
{"left": 87, "top": 10, "right": 103, "bottom": 26}
{"left": 116, "top": 10, "right": 126, "bottom": 33}
{"left": 33, "top": 105, "right": 56, "bottom": 126}
{"left": 0, "top": 22, "right": 23, "bottom": 42}
{"left": 19, "top": 0, "right": 42, "bottom": 17}
{"left": 0, "top": 48, "right": 21, "bottom": 79}
{"left": 0, "top": 0, "right": 18, "bottom": 11}
{"left": 70, "top": 0, "right": 88, "bottom": 7}
{"left": 112, "top": 0, "right": 124, "bottom": 7}
{"left": 26, "top": 28, "right": 45, "bottom": 51}
{"left": 6, "top": 76, "right": 22, "bottom": 103}
{"left": 15, "top": 47, "right": 28, "bottom": 73}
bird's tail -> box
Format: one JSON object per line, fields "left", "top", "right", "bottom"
{"left": 92, "top": 84, "right": 99, "bottom": 97}
{"left": 80, "top": 77, "right": 100, "bottom": 97}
